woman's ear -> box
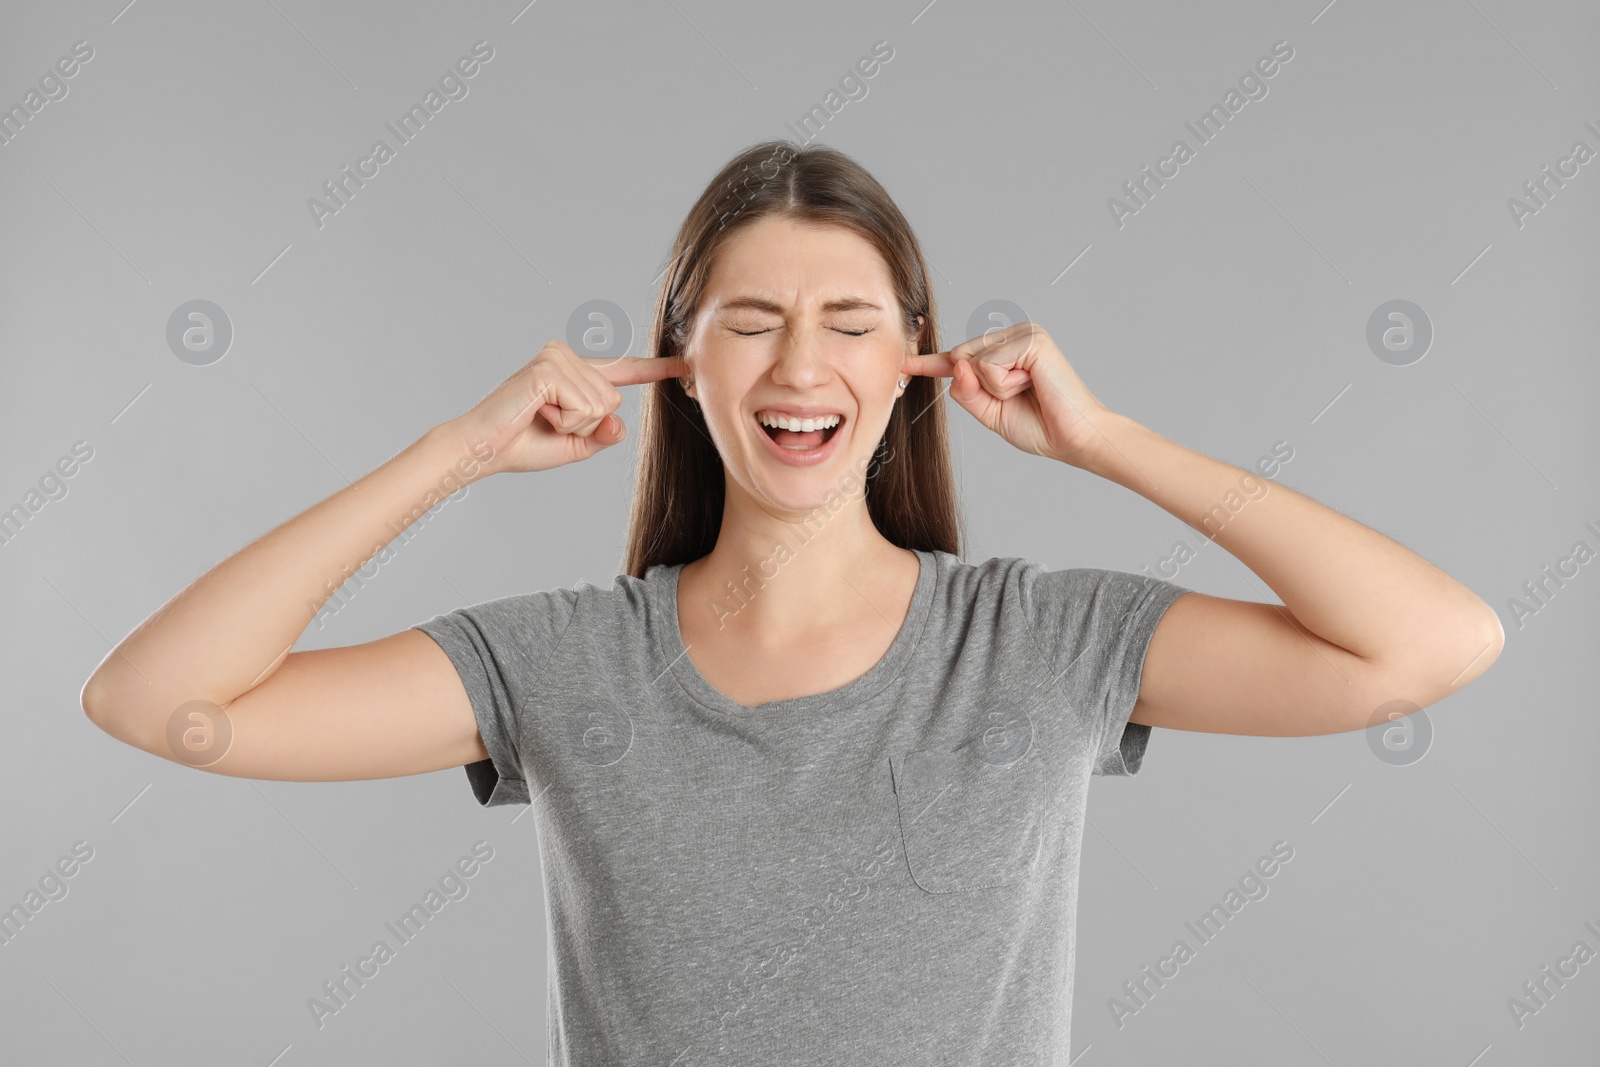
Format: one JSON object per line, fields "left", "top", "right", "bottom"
{"left": 676, "top": 344, "right": 695, "bottom": 397}
{"left": 898, "top": 314, "right": 924, "bottom": 392}
{"left": 680, "top": 368, "right": 695, "bottom": 399}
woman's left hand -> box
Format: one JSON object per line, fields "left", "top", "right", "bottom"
{"left": 902, "top": 321, "right": 1116, "bottom": 469}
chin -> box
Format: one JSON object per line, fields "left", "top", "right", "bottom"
{"left": 747, "top": 450, "right": 875, "bottom": 515}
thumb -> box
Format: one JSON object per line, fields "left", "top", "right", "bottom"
{"left": 948, "top": 359, "right": 996, "bottom": 427}
{"left": 575, "top": 412, "right": 626, "bottom": 457}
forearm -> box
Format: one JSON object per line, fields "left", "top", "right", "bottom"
{"left": 1080, "top": 412, "right": 1502, "bottom": 679}
{"left": 83, "top": 421, "right": 492, "bottom": 718}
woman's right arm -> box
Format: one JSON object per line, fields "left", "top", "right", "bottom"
{"left": 81, "top": 422, "right": 502, "bottom": 781}
{"left": 80, "top": 341, "right": 683, "bottom": 783}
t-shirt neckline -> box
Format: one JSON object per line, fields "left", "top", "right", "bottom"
{"left": 648, "top": 547, "right": 940, "bottom": 720}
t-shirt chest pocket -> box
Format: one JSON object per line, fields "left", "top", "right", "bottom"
{"left": 888, "top": 746, "right": 1044, "bottom": 893}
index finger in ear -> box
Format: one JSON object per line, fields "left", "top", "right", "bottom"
{"left": 950, "top": 321, "right": 1047, "bottom": 362}
{"left": 584, "top": 355, "right": 689, "bottom": 386}
{"left": 901, "top": 352, "right": 957, "bottom": 378}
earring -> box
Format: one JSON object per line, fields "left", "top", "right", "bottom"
{"left": 897, "top": 378, "right": 907, "bottom": 389}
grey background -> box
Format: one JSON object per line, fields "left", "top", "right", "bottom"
{"left": 3, "top": 0, "right": 1596, "bottom": 1063}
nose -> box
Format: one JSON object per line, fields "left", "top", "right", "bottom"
{"left": 769, "top": 322, "right": 832, "bottom": 388}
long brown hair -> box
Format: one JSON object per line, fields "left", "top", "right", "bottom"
{"left": 622, "top": 139, "right": 963, "bottom": 579}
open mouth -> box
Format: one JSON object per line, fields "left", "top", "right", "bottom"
{"left": 757, "top": 414, "right": 844, "bottom": 451}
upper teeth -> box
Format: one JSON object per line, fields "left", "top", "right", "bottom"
{"left": 758, "top": 412, "right": 842, "bottom": 432}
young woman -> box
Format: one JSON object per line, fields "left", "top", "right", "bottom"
{"left": 82, "top": 141, "right": 1503, "bottom": 1063}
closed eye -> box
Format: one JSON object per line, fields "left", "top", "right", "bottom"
{"left": 728, "top": 327, "right": 875, "bottom": 337}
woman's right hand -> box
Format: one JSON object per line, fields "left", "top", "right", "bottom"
{"left": 447, "top": 341, "right": 687, "bottom": 476}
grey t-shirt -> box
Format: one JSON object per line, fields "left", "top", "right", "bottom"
{"left": 414, "top": 548, "right": 1190, "bottom": 1065}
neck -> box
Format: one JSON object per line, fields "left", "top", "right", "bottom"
{"left": 684, "top": 491, "right": 912, "bottom": 640}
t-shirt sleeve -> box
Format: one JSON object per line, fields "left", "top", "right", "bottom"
{"left": 1019, "top": 564, "right": 1192, "bottom": 776}
{"left": 412, "top": 587, "right": 581, "bottom": 806}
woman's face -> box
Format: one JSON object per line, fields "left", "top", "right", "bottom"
{"left": 684, "top": 215, "right": 921, "bottom": 515}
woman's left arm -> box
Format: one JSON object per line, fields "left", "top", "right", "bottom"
{"left": 916, "top": 320, "right": 1505, "bottom": 738}
{"left": 1080, "top": 412, "right": 1504, "bottom": 737}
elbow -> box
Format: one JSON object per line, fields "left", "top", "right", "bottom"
{"left": 1479, "top": 608, "right": 1507, "bottom": 668}
{"left": 81, "top": 670, "right": 141, "bottom": 739}
{"left": 1401, "top": 598, "right": 1506, "bottom": 694}
{"left": 1340, "top": 607, "right": 1505, "bottom": 734}
{"left": 1444, "top": 605, "right": 1505, "bottom": 688}
{"left": 81, "top": 674, "right": 156, "bottom": 753}
{"left": 81, "top": 671, "right": 114, "bottom": 726}
{"left": 1355, "top": 608, "right": 1504, "bottom": 729}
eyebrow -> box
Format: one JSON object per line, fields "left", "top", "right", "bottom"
{"left": 716, "top": 296, "right": 883, "bottom": 314}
